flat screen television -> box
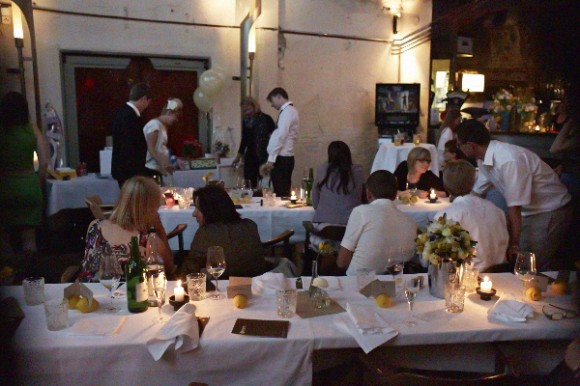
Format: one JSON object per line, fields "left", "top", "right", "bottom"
{"left": 375, "top": 83, "right": 420, "bottom": 127}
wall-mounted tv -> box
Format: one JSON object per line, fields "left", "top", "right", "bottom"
{"left": 375, "top": 83, "right": 420, "bottom": 127}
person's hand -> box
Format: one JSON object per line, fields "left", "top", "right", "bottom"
{"left": 232, "top": 155, "right": 241, "bottom": 168}
{"left": 417, "top": 190, "right": 429, "bottom": 199}
{"left": 507, "top": 244, "right": 520, "bottom": 263}
{"left": 162, "top": 164, "right": 175, "bottom": 176}
{"left": 398, "top": 190, "right": 411, "bottom": 199}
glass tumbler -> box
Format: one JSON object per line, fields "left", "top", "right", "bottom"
{"left": 276, "top": 289, "right": 297, "bottom": 318}
{"left": 23, "top": 276, "right": 45, "bottom": 305}
{"left": 445, "top": 283, "right": 466, "bottom": 313}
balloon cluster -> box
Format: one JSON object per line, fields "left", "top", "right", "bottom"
{"left": 193, "top": 68, "right": 226, "bottom": 112}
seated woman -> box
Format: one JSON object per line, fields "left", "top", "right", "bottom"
{"left": 434, "top": 160, "right": 508, "bottom": 271}
{"left": 442, "top": 139, "right": 466, "bottom": 170}
{"left": 311, "top": 141, "right": 364, "bottom": 235}
{"left": 180, "top": 185, "right": 273, "bottom": 278}
{"left": 80, "top": 176, "right": 174, "bottom": 280}
{"left": 394, "top": 147, "right": 447, "bottom": 198}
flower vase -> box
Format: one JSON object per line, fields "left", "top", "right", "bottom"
{"left": 499, "top": 111, "right": 510, "bottom": 132}
{"left": 308, "top": 259, "right": 319, "bottom": 297}
{"left": 428, "top": 260, "right": 458, "bottom": 299}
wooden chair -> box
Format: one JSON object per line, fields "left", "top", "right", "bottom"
{"left": 302, "top": 221, "right": 346, "bottom": 276}
{"left": 262, "top": 229, "right": 294, "bottom": 259}
{"left": 261, "top": 229, "right": 301, "bottom": 277}
{"left": 84, "top": 195, "right": 114, "bottom": 220}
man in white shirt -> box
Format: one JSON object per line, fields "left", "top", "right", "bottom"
{"left": 337, "top": 170, "right": 417, "bottom": 275}
{"left": 435, "top": 160, "right": 509, "bottom": 272}
{"left": 456, "top": 120, "right": 572, "bottom": 270}
{"left": 263, "top": 88, "right": 299, "bottom": 197}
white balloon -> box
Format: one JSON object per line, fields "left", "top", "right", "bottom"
{"left": 199, "top": 69, "right": 225, "bottom": 98}
{"left": 193, "top": 88, "right": 213, "bottom": 113}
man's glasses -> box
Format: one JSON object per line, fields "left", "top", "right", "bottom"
{"left": 542, "top": 304, "right": 577, "bottom": 320}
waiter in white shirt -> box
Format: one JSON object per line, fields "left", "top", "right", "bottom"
{"left": 263, "top": 87, "right": 300, "bottom": 197}
{"left": 456, "top": 119, "right": 573, "bottom": 270}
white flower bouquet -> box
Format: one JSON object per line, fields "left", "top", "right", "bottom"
{"left": 490, "top": 88, "right": 516, "bottom": 113}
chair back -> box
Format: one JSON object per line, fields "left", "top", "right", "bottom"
{"left": 84, "top": 195, "right": 113, "bottom": 219}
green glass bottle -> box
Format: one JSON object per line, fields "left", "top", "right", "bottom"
{"left": 306, "top": 167, "right": 314, "bottom": 206}
{"left": 126, "top": 236, "right": 149, "bottom": 313}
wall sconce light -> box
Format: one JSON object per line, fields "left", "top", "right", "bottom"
{"left": 248, "top": 25, "right": 256, "bottom": 96}
{"left": 457, "top": 36, "right": 474, "bottom": 58}
{"left": 461, "top": 73, "right": 485, "bottom": 92}
{"left": 12, "top": 3, "right": 26, "bottom": 97}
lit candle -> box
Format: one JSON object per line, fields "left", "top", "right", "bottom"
{"left": 174, "top": 279, "right": 185, "bottom": 302}
{"left": 480, "top": 276, "right": 493, "bottom": 293}
{"left": 429, "top": 189, "right": 436, "bottom": 200}
{"left": 290, "top": 190, "right": 297, "bottom": 204}
{"left": 33, "top": 151, "right": 39, "bottom": 172}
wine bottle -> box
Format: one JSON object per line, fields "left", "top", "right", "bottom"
{"left": 126, "top": 236, "right": 149, "bottom": 313}
{"left": 306, "top": 167, "right": 314, "bottom": 206}
{"left": 146, "top": 227, "right": 165, "bottom": 306}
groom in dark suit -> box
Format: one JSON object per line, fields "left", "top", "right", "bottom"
{"left": 111, "top": 83, "right": 152, "bottom": 188}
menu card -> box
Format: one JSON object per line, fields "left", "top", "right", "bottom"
{"left": 360, "top": 279, "right": 396, "bottom": 298}
{"left": 232, "top": 318, "right": 289, "bottom": 338}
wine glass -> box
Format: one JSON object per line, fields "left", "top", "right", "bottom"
{"left": 404, "top": 277, "right": 421, "bottom": 327}
{"left": 151, "top": 272, "right": 168, "bottom": 323}
{"left": 514, "top": 251, "right": 537, "bottom": 282}
{"left": 98, "top": 253, "right": 123, "bottom": 312}
{"left": 206, "top": 246, "right": 226, "bottom": 300}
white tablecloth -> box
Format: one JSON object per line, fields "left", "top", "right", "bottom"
{"left": 6, "top": 273, "right": 577, "bottom": 385}
{"left": 46, "top": 174, "right": 120, "bottom": 216}
{"left": 371, "top": 143, "right": 440, "bottom": 176}
{"left": 160, "top": 198, "right": 450, "bottom": 250}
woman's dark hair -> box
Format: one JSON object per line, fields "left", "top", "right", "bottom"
{"left": 318, "top": 141, "right": 354, "bottom": 195}
{"left": 444, "top": 139, "right": 466, "bottom": 160}
{"left": 0, "top": 92, "right": 29, "bottom": 127}
{"left": 193, "top": 185, "right": 241, "bottom": 225}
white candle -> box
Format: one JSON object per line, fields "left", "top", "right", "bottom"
{"left": 480, "top": 276, "right": 492, "bottom": 293}
{"left": 429, "top": 189, "right": 436, "bottom": 200}
{"left": 174, "top": 279, "right": 185, "bottom": 301}
{"left": 290, "top": 190, "right": 297, "bottom": 200}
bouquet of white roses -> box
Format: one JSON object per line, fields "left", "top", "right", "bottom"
{"left": 415, "top": 214, "right": 477, "bottom": 266}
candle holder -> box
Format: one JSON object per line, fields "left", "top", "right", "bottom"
{"left": 428, "top": 195, "right": 438, "bottom": 203}
{"left": 476, "top": 287, "right": 496, "bottom": 301}
{"left": 290, "top": 198, "right": 297, "bottom": 204}
{"left": 169, "top": 294, "right": 190, "bottom": 311}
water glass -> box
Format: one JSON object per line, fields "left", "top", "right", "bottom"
{"left": 44, "top": 298, "right": 68, "bottom": 331}
{"left": 187, "top": 273, "right": 206, "bottom": 301}
{"left": 23, "top": 276, "right": 45, "bottom": 305}
{"left": 276, "top": 289, "right": 297, "bottom": 318}
{"left": 356, "top": 268, "right": 376, "bottom": 291}
{"left": 462, "top": 269, "right": 479, "bottom": 293}
{"left": 445, "top": 283, "right": 466, "bottom": 313}
{"left": 311, "top": 288, "right": 330, "bottom": 309}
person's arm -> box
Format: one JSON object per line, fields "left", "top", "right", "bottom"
{"left": 33, "top": 125, "right": 49, "bottom": 180}
{"left": 150, "top": 216, "right": 175, "bottom": 275}
{"left": 506, "top": 205, "right": 522, "bottom": 260}
{"left": 550, "top": 119, "right": 580, "bottom": 154}
{"left": 234, "top": 125, "right": 249, "bottom": 167}
{"left": 337, "top": 246, "right": 354, "bottom": 269}
{"left": 145, "top": 129, "right": 172, "bottom": 175}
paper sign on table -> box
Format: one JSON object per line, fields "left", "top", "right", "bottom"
{"left": 227, "top": 277, "right": 253, "bottom": 299}
{"left": 64, "top": 282, "right": 94, "bottom": 305}
{"left": 360, "top": 279, "right": 396, "bottom": 299}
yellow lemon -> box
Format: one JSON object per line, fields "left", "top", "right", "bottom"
{"left": 410, "top": 195, "right": 419, "bottom": 204}
{"left": 67, "top": 295, "right": 81, "bottom": 309}
{"left": 242, "top": 197, "right": 251, "bottom": 204}
{"left": 75, "top": 297, "right": 100, "bottom": 313}
{"left": 525, "top": 286, "right": 541, "bottom": 301}
{"left": 375, "top": 293, "right": 392, "bottom": 308}
{"left": 401, "top": 196, "right": 410, "bottom": 205}
{"left": 551, "top": 280, "right": 568, "bottom": 296}
{"left": 233, "top": 294, "right": 248, "bottom": 309}
{"left": 232, "top": 197, "right": 240, "bottom": 204}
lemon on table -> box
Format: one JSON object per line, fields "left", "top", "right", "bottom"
{"left": 551, "top": 280, "right": 568, "bottom": 296}
{"left": 525, "top": 286, "right": 541, "bottom": 301}
{"left": 375, "top": 293, "right": 392, "bottom": 308}
{"left": 67, "top": 295, "right": 81, "bottom": 309}
{"left": 233, "top": 294, "right": 248, "bottom": 309}
{"left": 75, "top": 297, "right": 100, "bottom": 313}
{"left": 410, "top": 195, "right": 419, "bottom": 204}
{"left": 401, "top": 196, "right": 410, "bottom": 205}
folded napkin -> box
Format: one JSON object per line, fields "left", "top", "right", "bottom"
{"left": 251, "top": 272, "right": 290, "bottom": 296}
{"left": 488, "top": 293, "right": 535, "bottom": 324}
{"left": 68, "top": 316, "right": 126, "bottom": 336}
{"left": 146, "top": 303, "right": 199, "bottom": 361}
{"left": 339, "top": 303, "right": 398, "bottom": 354}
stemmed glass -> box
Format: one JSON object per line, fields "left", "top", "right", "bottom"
{"left": 206, "top": 246, "right": 226, "bottom": 300}
{"left": 514, "top": 251, "right": 537, "bottom": 294}
{"left": 98, "top": 253, "right": 123, "bottom": 312}
{"left": 152, "top": 272, "right": 168, "bottom": 323}
{"left": 404, "top": 277, "right": 421, "bottom": 327}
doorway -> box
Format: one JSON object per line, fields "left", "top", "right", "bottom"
{"left": 61, "top": 52, "right": 208, "bottom": 172}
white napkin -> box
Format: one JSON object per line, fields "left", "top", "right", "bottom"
{"left": 251, "top": 272, "right": 290, "bottom": 295}
{"left": 146, "top": 303, "right": 199, "bottom": 361}
{"left": 487, "top": 293, "right": 535, "bottom": 324}
{"left": 68, "top": 316, "right": 126, "bottom": 336}
{"left": 338, "top": 303, "right": 398, "bottom": 354}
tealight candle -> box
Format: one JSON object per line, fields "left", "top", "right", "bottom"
{"left": 174, "top": 280, "right": 185, "bottom": 302}
{"left": 480, "top": 276, "right": 493, "bottom": 293}
{"left": 290, "top": 190, "right": 297, "bottom": 204}
{"left": 429, "top": 189, "right": 437, "bottom": 203}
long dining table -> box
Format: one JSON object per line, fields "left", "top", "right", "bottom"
{"left": 4, "top": 272, "right": 577, "bottom": 385}
{"left": 159, "top": 197, "right": 451, "bottom": 250}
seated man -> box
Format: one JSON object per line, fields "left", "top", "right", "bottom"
{"left": 337, "top": 170, "right": 417, "bottom": 275}
{"left": 435, "top": 160, "right": 509, "bottom": 272}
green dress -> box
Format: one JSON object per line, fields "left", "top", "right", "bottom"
{"left": 0, "top": 123, "right": 43, "bottom": 226}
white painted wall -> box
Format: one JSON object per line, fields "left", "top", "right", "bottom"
{"left": 2, "top": 0, "right": 432, "bottom": 186}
